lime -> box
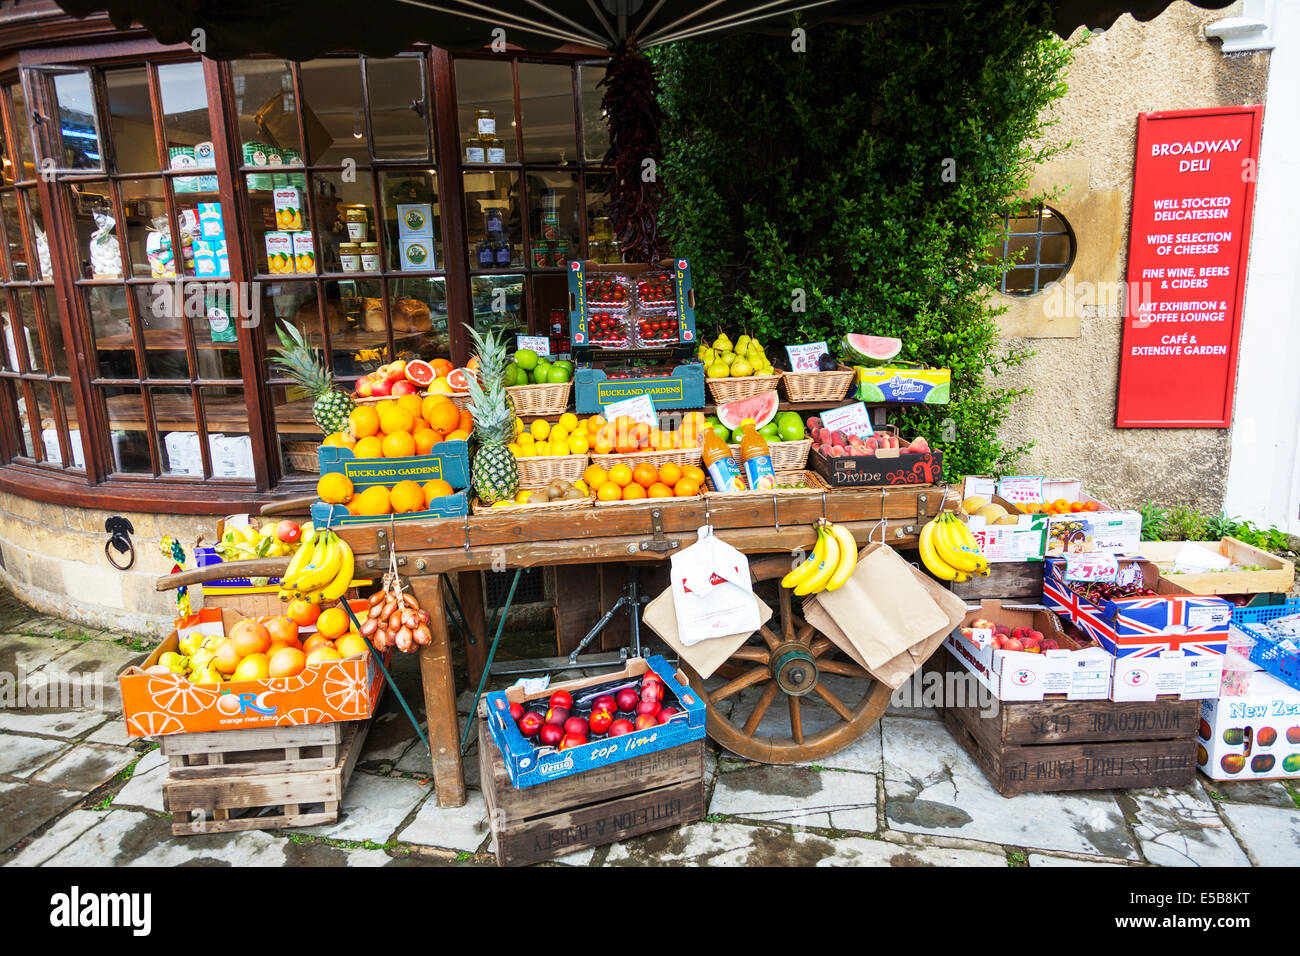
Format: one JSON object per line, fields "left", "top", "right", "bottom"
{"left": 515, "top": 349, "right": 538, "bottom": 371}
{"left": 923, "top": 382, "right": 951, "bottom": 405}
{"left": 546, "top": 363, "right": 572, "bottom": 384}
{"left": 857, "top": 381, "right": 887, "bottom": 402}
{"left": 531, "top": 358, "right": 553, "bottom": 384}
{"left": 777, "top": 417, "right": 804, "bottom": 442}
{"left": 553, "top": 360, "right": 574, "bottom": 375}
{"left": 504, "top": 362, "right": 521, "bottom": 387}
{"left": 730, "top": 426, "right": 746, "bottom": 444}
{"left": 711, "top": 422, "right": 730, "bottom": 442}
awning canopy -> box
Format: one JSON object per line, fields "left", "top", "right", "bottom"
{"left": 52, "top": 1, "right": 1237, "bottom": 59}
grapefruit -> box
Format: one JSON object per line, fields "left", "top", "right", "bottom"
{"left": 447, "top": 368, "right": 472, "bottom": 391}
{"left": 715, "top": 392, "right": 780, "bottom": 431}
{"left": 404, "top": 359, "right": 435, "bottom": 387}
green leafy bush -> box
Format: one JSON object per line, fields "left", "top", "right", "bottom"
{"left": 655, "top": 1, "right": 1073, "bottom": 475}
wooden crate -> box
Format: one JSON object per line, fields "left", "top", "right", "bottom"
{"left": 478, "top": 716, "right": 705, "bottom": 867}
{"left": 932, "top": 648, "right": 1199, "bottom": 796}
{"left": 950, "top": 560, "right": 1045, "bottom": 602}
{"left": 1140, "top": 537, "right": 1295, "bottom": 596}
{"left": 162, "top": 718, "right": 371, "bottom": 836}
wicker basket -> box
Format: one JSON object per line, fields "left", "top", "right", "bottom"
{"left": 595, "top": 492, "right": 702, "bottom": 509}
{"left": 446, "top": 391, "right": 471, "bottom": 410}
{"left": 589, "top": 447, "right": 703, "bottom": 472}
{"left": 507, "top": 381, "right": 572, "bottom": 418}
{"left": 706, "top": 374, "right": 782, "bottom": 405}
{"left": 780, "top": 366, "right": 855, "bottom": 403}
{"left": 704, "top": 469, "right": 829, "bottom": 499}
{"left": 514, "top": 453, "right": 589, "bottom": 485}
{"left": 285, "top": 440, "right": 321, "bottom": 474}
{"left": 727, "top": 438, "right": 812, "bottom": 471}
{"left": 472, "top": 486, "right": 593, "bottom": 515}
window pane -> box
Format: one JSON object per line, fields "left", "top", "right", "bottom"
{"left": 380, "top": 170, "right": 440, "bottom": 272}
{"left": 137, "top": 285, "right": 190, "bottom": 380}
{"left": 52, "top": 71, "right": 103, "bottom": 170}
{"left": 470, "top": 274, "right": 524, "bottom": 338}
{"left": 308, "top": 169, "right": 375, "bottom": 273}
{"left": 269, "top": 383, "right": 317, "bottom": 475}
{"left": 530, "top": 273, "right": 569, "bottom": 333}
{"left": 14, "top": 287, "right": 40, "bottom": 372}
{"left": 456, "top": 59, "right": 516, "bottom": 164}
{"left": 388, "top": 277, "right": 449, "bottom": 363}
{"left": 200, "top": 386, "right": 254, "bottom": 479}
{"left": 105, "top": 67, "right": 157, "bottom": 173}
{"left": 52, "top": 383, "right": 85, "bottom": 469}
{"left": 16, "top": 381, "right": 37, "bottom": 460}
{"left": 518, "top": 62, "right": 575, "bottom": 164}
{"left": 584, "top": 173, "right": 620, "bottom": 263}
{"left": 526, "top": 170, "right": 578, "bottom": 269}
{"left": 364, "top": 57, "right": 430, "bottom": 160}
{"left": 0, "top": 100, "right": 11, "bottom": 185}
{"left": 118, "top": 178, "right": 170, "bottom": 278}
{"left": 260, "top": 279, "right": 323, "bottom": 376}
{"left": 99, "top": 385, "right": 152, "bottom": 473}
{"left": 299, "top": 58, "right": 367, "bottom": 167}
{"left": 232, "top": 59, "right": 301, "bottom": 158}
{"left": 152, "top": 385, "right": 201, "bottom": 476}
{"left": 158, "top": 62, "right": 211, "bottom": 149}
{"left": 332, "top": 276, "right": 382, "bottom": 376}
{"left": 9, "top": 82, "right": 35, "bottom": 177}
{"left": 0, "top": 291, "right": 17, "bottom": 371}
{"left": 579, "top": 62, "right": 608, "bottom": 163}
{"left": 192, "top": 284, "right": 244, "bottom": 380}
{"left": 34, "top": 383, "right": 58, "bottom": 464}
{"left": 0, "top": 191, "right": 22, "bottom": 280}
{"left": 463, "top": 169, "right": 521, "bottom": 269}
{"left": 248, "top": 172, "right": 309, "bottom": 276}
{"left": 69, "top": 182, "right": 119, "bottom": 280}
{"left": 43, "top": 293, "right": 69, "bottom": 377}
{"left": 85, "top": 285, "right": 138, "bottom": 379}
{"left": 23, "top": 187, "right": 47, "bottom": 280}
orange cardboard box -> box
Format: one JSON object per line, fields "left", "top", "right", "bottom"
{"left": 119, "top": 603, "right": 385, "bottom": 736}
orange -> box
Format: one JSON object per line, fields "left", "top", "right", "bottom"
{"left": 322, "top": 431, "right": 355, "bottom": 449}
{"left": 348, "top": 406, "right": 380, "bottom": 439}
{"left": 413, "top": 428, "right": 439, "bottom": 455}
{"left": 302, "top": 634, "right": 334, "bottom": 655}
{"left": 444, "top": 429, "right": 470, "bottom": 442}
{"left": 374, "top": 399, "right": 398, "bottom": 417}
{"left": 423, "top": 479, "right": 453, "bottom": 505}
{"left": 681, "top": 465, "right": 706, "bottom": 487}
{"left": 622, "top": 483, "right": 646, "bottom": 500}
{"left": 285, "top": 599, "right": 321, "bottom": 627}
{"left": 608, "top": 464, "right": 633, "bottom": 487}
{"left": 232, "top": 653, "right": 270, "bottom": 681}
{"left": 426, "top": 399, "right": 461, "bottom": 434}
{"left": 431, "top": 358, "right": 454, "bottom": 378}
{"left": 593, "top": 433, "right": 614, "bottom": 456}
{"left": 316, "top": 606, "right": 349, "bottom": 640}
{"left": 306, "top": 647, "right": 344, "bottom": 667}
{"left": 658, "top": 462, "right": 682, "bottom": 486}
{"left": 633, "top": 463, "right": 657, "bottom": 488}
{"left": 230, "top": 620, "right": 271, "bottom": 657}
{"left": 648, "top": 482, "right": 672, "bottom": 498}
{"left": 396, "top": 393, "right": 424, "bottom": 419}
{"left": 379, "top": 407, "right": 415, "bottom": 436}
{"left": 583, "top": 464, "right": 608, "bottom": 489}
{"left": 458, "top": 408, "right": 474, "bottom": 433}
{"left": 350, "top": 484, "right": 391, "bottom": 516}
{"left": 597, "top": 483, "right": 622, "bottom": 502}
{"left": 316, "top": 472, "right": 354, "bottom": 504}
{"left": 265, "top": 615, "right": 299, "bottom": 646}
{"left": 675, "top": 478, "right": 699, "bottom": 497}
{"left": 589, "top": 414, "right": 608, "bottom": 430}
{"left": 213, "top": 639, "right": 240, "bottom": 675}
{"left": 391, "top": 479, "right": 426, "bottom": 514}
{"left": 352, "top": 436, "right": 384, "bottom": 459}
{"left": 268, "top": 646, "right": 307, "bottom": 679}
{"left": 382, "top": 431, "right": 416, "bottom": 458}
{"left": 336, "top": 634, "right": 369, "bottom": 659}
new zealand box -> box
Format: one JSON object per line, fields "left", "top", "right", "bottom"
{"left": 1197, "top": 669, "right": 1300, "bottom": 780}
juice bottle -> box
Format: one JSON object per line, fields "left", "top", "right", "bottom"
{"left": 739, "top": 418, "right": 776, "bottom": 492}
{"left": 702, "top": 427, "right": 745, "bottom": 492}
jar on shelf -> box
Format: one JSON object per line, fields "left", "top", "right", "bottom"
{"left": 339, "top": 242, "right": 362, "bottom": 273}
{"left": 360, "top": 242, "right": 380, "bottom": 272}
{"left": 485, "top": 136, "right": 506, "bottom": 164}
{"left": 344, "top": 206, "right": 370, "bottom": 242}
{"left": 465, "top": 139, "right": 486, "bottom": 164}
{"left": 475, "top": 109, "right": 497, "bottom": 139}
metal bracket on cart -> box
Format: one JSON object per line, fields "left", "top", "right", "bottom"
{"left": 903, "top": 490, "right": 929, "bottom": 538}
{"left": 638, "top": 509, "right": 679, "bottom": 554}
{"left": 367, "top": 527, "right": 407, "bottom": 572}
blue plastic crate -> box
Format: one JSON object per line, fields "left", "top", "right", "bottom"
{"left": 1232, "top": 600, "right": 1300, "bottom": 691}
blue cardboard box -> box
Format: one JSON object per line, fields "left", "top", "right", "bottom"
{"left": 484, "top": 655, "right": 707, "bottom": 789}
{"left": 574, "top": 364, "right": 706, "bottom": 414}
{"left": 568, "top": 258, "right": 697, "bottom": 361}
{"left": 194, "top": 545, "right": 283, "bottom": 590}
{"left": 312, "top": 442, "right": 471, "bottom": 528}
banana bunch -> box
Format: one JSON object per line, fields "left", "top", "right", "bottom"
{"left": 918, "top": 512, "right": 989, "bottom": 582}
{"left": 781, "top": 519, "right": 859, "bottom": 596}
{"left": 278, "top": 527, "right": 355, "bottom": 604}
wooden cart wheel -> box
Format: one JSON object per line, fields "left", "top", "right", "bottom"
{"left": 681, "top": 554, "right": 894, "bottom": 764}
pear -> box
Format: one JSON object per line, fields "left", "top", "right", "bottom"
{"left": 178, "top": 633, "right": 204, "bottom": 656}
{"left": 194, "top": 666, "right": 224, "bottom": 686}
{"left": 699, "top": 347, "right": 716, "bottom": 365}
{"left": 712, "top": 333, "right": 733, "bottom": 352}
{"left": 730, "top": 358, "right": 754, "bottom": 377}
{"left": 720, "top": 351, "right": 736, "bottom": 365}
{"left": 158, "top": 651, "right": 187, "bottom": 674}
{"left": 706, "top": 361, "right": 731, "bottom": 379}
{"left": 735, "top": 334, "right": 751, "bottom": 353}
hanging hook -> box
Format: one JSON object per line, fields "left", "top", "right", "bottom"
{"left": 772, "top": 494, "right": 781, "bottom": 533}
{"left": 870, "top": 488, "right": 887, "bottom": 544}
{"left": 463, "top": 509, "right": 472, "bottom": 552}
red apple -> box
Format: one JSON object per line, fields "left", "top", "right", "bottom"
{"left": 390, "top": 380, "right": 417, "bottom": 397}
{"left": 545, "top": 706, "right": 569, "bottom": 726}
{"left": 608, "top": 719, "right": 635, "bottom": 737}
{"left": 355, "top": 378, "right": 374, "bottom": 399}
{"left": 538, "top": 723, "right": 564, "bottom": 747}
{"left": 509, "top": 701, "right": 524, "bottom": 723}
{"left": 518, "top": 711, "right": 544, "bottom": 738}
{"left": 368, "top": 376, "right": 392, "bottom": 397}
{"left": 592, "top": 695, "right": 617, "bottom": 713}
{"left": 657, "top": 706, "right": 680, "bottom": 724}
{"left": 275, "top": 520, "right": 301, "bottom": 543}
{"left": 636, "top": 700, "right": 661, "bottom": 719}
{"left": 616, "top": 688, "right": 640, "bottom": 712}
{"left": 588, "top": 708, "right": 613, "bottom": 735}
{"left": 549, "top": 690, "right": 574, "bottom": 711}
{"left": 634, "top": 714, "right": 658, "bottom": 731}
{"left": 563, "top": 716, "right": 589, "bottom": 737}
{"left": 559, "top": 732, "right": 588, "bottom": 751}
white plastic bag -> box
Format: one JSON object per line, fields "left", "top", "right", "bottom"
{"left": 669, "top": 526, "right": 759, "bottom": 646}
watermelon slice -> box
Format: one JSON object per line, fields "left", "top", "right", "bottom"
{"left": 843, "top": 334, "right": 902, "bottom": 367}
{"left": 404, "top": 359, "right": 435, "bottom": 387}
{"left": 447, "top": 368, "right": 472, "bottom": 392}
{"left": 716, "top": 392, "right": 779, "bottom": 431}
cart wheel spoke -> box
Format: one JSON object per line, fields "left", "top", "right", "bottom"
{"left": 788, "top": 695, "right": 803, "bottom": 744}
{"left": 809, "top": 636, "right": 833, "bottom": 657}
{"left": 743, "top": 681, "right": 780, "bottom": 736}
{"left": 816, "top": 658, "right": 871, "bottom": 680}
{"left": 758, "top": 624, "right": 782, "bottom": 650}
{"left": 779, "top": 586, "right": 795, "bottom": 642}
{"left": 728, "top": 645, "right": 770, "bottom": 663}
{"left": 813, "top": 682, "right": 854, "bottom": 722}
{"left": 709, "top": 666, "right": 769, "bottom": 704}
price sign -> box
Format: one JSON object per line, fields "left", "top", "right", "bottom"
{"left": 820, "top": 402, "right": 874, "bottom": 440}
{"left": 997, "top": 475, "right": 1045, "bottom": 505}
{"left": 516, "top": 335, "right": 550, "bottom": 356}
{"left": 603, "top": 393, "right": 656, "bottom": 428}
{"left": 785, "top": 341, "right": 829, "bottom": 372}
{"left": 1064, "top": 553, "right": 1120, "bottom": 583}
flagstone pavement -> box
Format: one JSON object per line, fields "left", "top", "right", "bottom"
{"left": 1, "top": 589, "right": 1297, "bottom": 867}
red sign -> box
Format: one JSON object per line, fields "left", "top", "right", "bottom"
{"left": 1116, "top": 106, "right": 1262, "bottom": 427}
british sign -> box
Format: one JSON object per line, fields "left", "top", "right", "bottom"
{"left": 1116, "top": 106, "right": 1262, "bottom": 427}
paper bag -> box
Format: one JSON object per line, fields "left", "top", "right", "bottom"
{"left": 669, "top": 527, "right": 760, "bottom": 646}
{"left": 642, "top": 588, "right": 773, "bottom": 679}
{"left": 805, "top": 543, "right": 968, "bottom": 688}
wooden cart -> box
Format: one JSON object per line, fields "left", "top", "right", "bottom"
{"left": 161, "top": 483, "right": 957, "bottom": 807}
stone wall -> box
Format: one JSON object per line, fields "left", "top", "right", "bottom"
{"left": 997, "top": 1, "right": 1270, "bottom": 511}
{"left": 0, "top": 491, "right": 210, "bottom": 633}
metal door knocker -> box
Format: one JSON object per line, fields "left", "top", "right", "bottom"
{"left": 105, "top": 516, "right": 136, "bottom": 570}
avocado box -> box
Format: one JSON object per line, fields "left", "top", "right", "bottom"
{"left": 568, "top": 258, "right": 697, "bottom": 361}
{"left": 484, "top": 655, "right": 707, "bottom": 789}
{"left": 854, "top": 364, "right": 950, "bottom": 404}
{"left": 1198, "top": 670, "right": 1300, "bottom": 780}
{"left": 311, "top": 442, "right": 470, "bottom": 527}
{"left": 574, "top": 363, "right": 706, "bottom": 414}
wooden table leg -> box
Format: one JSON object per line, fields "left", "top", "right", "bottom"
{"left": 409, "top": 573, "right": 467, "bottom": 808}
{"left": 457, "top": 570, "right": 488, "bottom": 689}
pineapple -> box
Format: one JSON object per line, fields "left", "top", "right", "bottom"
{"left": 270, "top": 322, "right": 355, "bottom": 436}
{"left": 465, "top": 324, "right": 518, "bottom": 504}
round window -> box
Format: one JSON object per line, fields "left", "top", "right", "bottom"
{"left": 990, "top": 205, "right": 1076, "bottom": 296}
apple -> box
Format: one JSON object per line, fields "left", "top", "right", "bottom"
{"left": 608, "top": 719, "right": 636, "bottom": 736}
{"left": 369, "top": 376, "right": 392, "bottom": 397}
{"left": 509, "top": 701, "right": 524, "bottom": 723}
{"left": 589, "top": 707, "right": 614, "bottom": 735}
{"left": 559, "top": 732, "right": 588, "bottom": 751}
{"left": 518, "top": 711, "right": 544, "bottom": 738}
{"left": 355, "top": 378, "right": 374, "bottom": 399}
{"left": 545, "top": 706, "right": 569, "bottom": 726}
{"left": 657, "top": 706, "right": 680, "bottom": 724}
{"left": 563, "top": 716, "right": 590, "bottom": 737}
{"left": 634, "top": 714, "right": 658, "bottom": 731}
{"left": 538, "top": 723, "right": 564, "bottom": 747}
{"left": 636, "top": 699, "right": 661, "bottom": 720}
{"left": 275, "top": 520, "right": 302, "bottom": 544}
{"left": 616, "top": 688, "right": 640, "bottom": 712}
{"left": 390, "top": 380, "right": 417, "bottom": 397}
{"left": 549, "top": 690, "right": 574, "bottom": 711}
{"left": 592, "top": 695, "right": 617, "bottom": 713}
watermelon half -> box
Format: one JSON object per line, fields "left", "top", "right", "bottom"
{"left": 843, "top": 334, "right": 902, "bottom": 367}
{"left": 716, "top": 392, "right": 779, "bottom": 430}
